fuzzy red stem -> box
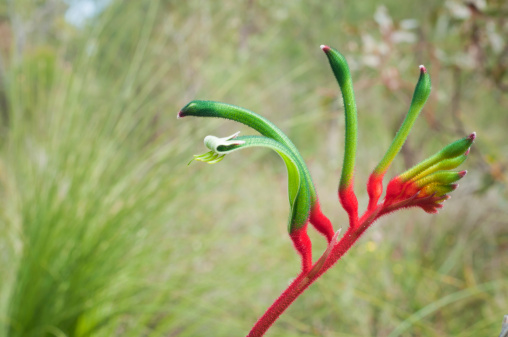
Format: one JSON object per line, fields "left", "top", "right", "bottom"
{"left": 247, "top": 206, "right": 381, "bottom": 337}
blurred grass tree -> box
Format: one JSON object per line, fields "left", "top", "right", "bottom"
{"left": 0, "top": 0, "right": 506, "bottom": 336}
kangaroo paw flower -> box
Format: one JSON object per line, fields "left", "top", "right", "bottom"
{"left": 180, "top": 45, "right": 475, "bottom": 337}
{"left": 367, "top": 65, "right": 431, "bottom": 211}
{"left": 321, "top": 45, "right": 359, "bottom": 226}
{"left": 383, "top": 132, "right": 474, "bottom": 213}
{"left": 191, "top": 132, "right": 315, "bottom": 271}
{"left": 180, "top": 100, "right": 335, "bottom": 242}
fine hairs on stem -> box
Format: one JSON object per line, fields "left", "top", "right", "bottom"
{"left": 179, "top": 45, "right": 475, "bottom": 336}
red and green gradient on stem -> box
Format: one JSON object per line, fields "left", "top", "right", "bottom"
{"left": 367, "top": 63, "right": 431, "bottom": 211}
{"left": 321, "top": 45, "right": 359, "bottom": 228}
{"left": 178, "top": 45, "right": 475, "bottom": 337}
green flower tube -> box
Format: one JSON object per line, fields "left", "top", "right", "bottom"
{"left": 194, "top": 132, "right": 315, "bottom": 270}
{"left": 321, "top": 45, "right": 359, "bottom": 225}
{"left": 180, "top": 100, "right": 335, "bottom": 241}
{"left": 367, "top": 65, "right": 431, "bottom": 210}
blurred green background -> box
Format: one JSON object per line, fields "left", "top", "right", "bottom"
{"left": 0, "top": 0, "right": 506, "bottom": 336}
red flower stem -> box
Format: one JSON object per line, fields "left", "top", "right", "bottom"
{"left": 247, "top": 206, "right": 382, "bottom": 337}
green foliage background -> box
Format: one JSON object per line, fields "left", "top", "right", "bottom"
{"left": 0, "top": 0, "right": 507, "bottom": 336}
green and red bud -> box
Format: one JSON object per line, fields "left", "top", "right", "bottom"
{"left": 321, "top": 45, "right": 359, "bottom": 224}
{"left": 381, "top": 133, "right": 473, "bottom": 211}
{"left": 384, "top": 171, "right": 465, "bottom": 206}
{"left": 368, "top": 65, "right": 432, "bottom": 209}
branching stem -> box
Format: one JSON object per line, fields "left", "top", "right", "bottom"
{"left": 247, "top": 205, "right": 383, "bottom": 337}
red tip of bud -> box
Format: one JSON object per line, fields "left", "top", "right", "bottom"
{"left": 451, "top": 183, "right": 459, "bottom": 190}
{"left": 419, "top": 65, "right": 427, "bottom": 73}
{"left": 177, "top": 111, "right": 185, "bottom": 119}
{"left": 459, "top": 170, "right": 467, "bottom": 178}
{"left": 464, "top": 148, "right": 470, "bottom": 156}
{"left": 320, "top": 44, "right": 331, "bottom": 52}
{"left": 468, "top": 132, "right": 476, "bottom": 141}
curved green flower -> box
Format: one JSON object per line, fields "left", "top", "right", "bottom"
{"left": 194, "top": 132, "right": 311, "bottom": 233}
{"left": 193, "top": 132, "right": 315, "bottom": 270}
{"left": 179, "top": 101, "right": 316, "bottom": 202}
{"left": 367, "top": 65, "right": 432, "bottom": 210}
{"left": 179, "top": 100, "right": 335, "bottom": 242}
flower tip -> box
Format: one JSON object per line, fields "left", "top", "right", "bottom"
{"left": 464, "top": 148, "right": 470, "bottom": 156}
{"left": 419, "top": 65, "right": 427, "bottom": 73}
{"left": 468, "top": 132, "right": 476, "bottom": 141}
{"left": 177, "top": 110, "right": 185, "bottom": 119}
{"left": 320, "top": 44, "right": 331, "bottom": 52}
{"left": 459, "top": 170, "right": 467, "bottom": 178}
